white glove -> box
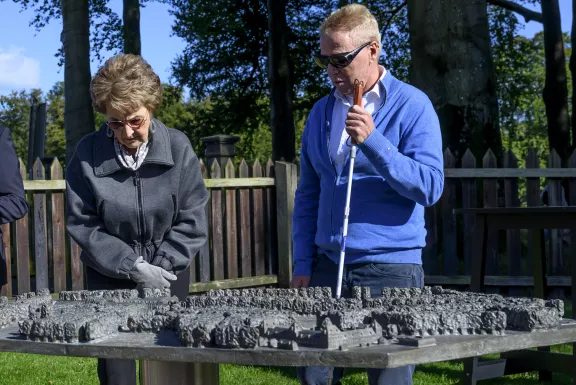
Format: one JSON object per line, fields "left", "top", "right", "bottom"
{"left": 129, "top": 256, "right": 177, "bottom": 288}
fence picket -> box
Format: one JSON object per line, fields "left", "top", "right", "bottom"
{"left": 238, "top": 159, "right": 252, "bottom": 277}
{"left": 50, "top": 159, "right": 66, "bottom": 292}
{"left": 69, "top": 238, "right": 83, "bottom": 290}
{"left": 546, "top": 150, "right": 564, "bottom": 274}
{"left": 423, "top": 206, "right": 438, "bottom": 275}
{"left": 32, "top": 158, "right": 49, "bottom": 291}
{"left": 461, "top": 149, "right": 477, "bottom": 275}
{"left": 224, "top": 160, "right": 238, "bottom": 279}
{"left": 483, "top": 149, "right": 499, "bottom": 277}
{"left": 265, "top": 159, "right": 278, "bottom": 275}
{"left": 210, "top": 161, "right": 224, "bottom": 280}
{"left": 568, "top": 150, "right": 576, "bottom": 279}
{"left": 504, "top": 150, "right": 522, "bottom": 296}
{"left": 251, "top": 159, "right": 266, "bottom": 276}
{"left": 15, "top": 158, "right": 30, "bottom": 294}
{"left": 1, "top": 223, "right": 11, "bottom": 296}
{"left": 196, "top": 159, "right": 212, "bottom": 283}
{"left": 525, "top": 148, "right": 541, "bottom": 277}
{"left": 441, "top": 149, "right": 457, "bottom": 276}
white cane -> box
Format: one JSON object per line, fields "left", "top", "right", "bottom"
{"left": 336, "top": 79, "right": 364, "bottom": 299}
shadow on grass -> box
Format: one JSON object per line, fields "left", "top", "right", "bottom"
{"left": 226, "top": 365, "right": 371, "bottom": 383}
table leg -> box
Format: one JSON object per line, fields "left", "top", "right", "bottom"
{"left": 470, "top": 215, "right": 487, "bottom": 293}
{"left": 465, "top": 216, "right": 487, "bottom": 384}
{"left": 532, "top": 229, "right": 548, "bottom": 300}
{"left": 532, "top": 229, "right": 552, "bottom": 382}
{"left": 461, "top": 356, "right": 479, "bottom": 385}
{"left": 139, "top": 360, "right": 219, "bottom": 385}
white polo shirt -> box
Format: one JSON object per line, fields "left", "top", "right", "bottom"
{"left": 330, "top": 66, "right": 386, "bottom": 174}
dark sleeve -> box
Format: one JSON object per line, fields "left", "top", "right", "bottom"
{"left": 152, "top": 141, "right": 209, "bottom": 274}
{"left": 0, "top": 127, "right": 28, "bottom": 225}
{"left": 65, "top": 144, "right": 139, "bottom": 279}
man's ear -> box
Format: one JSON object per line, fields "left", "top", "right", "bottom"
{"left": 370, "top": 42, "right": 379, "bottom": 62}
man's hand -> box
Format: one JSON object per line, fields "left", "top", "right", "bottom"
{"left": 129, "top": 256, "right": 177, "bottom": 288}
{"left": 345, "top": 105, "right": 375, "bottom": 145}
{"left": 290, "top": 275, "right": 311, "bottom": 288}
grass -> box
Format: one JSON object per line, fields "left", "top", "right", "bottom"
{"left": 0, "top": 344, "right": 572, "bottom": 385}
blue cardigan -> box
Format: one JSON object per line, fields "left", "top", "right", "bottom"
{"left": 292, "top": 71, "right": 444, "bottom": 277}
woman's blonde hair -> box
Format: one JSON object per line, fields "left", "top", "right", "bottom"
{"left": 90, "top": 54, "right": 162, "bottom": 115}
{"left": 320, "top": 4, "right": 381, "bottom": 53}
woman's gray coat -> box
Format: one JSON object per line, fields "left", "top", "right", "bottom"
{"left": 65, "top": 118, "right": 208, "bottom": 280}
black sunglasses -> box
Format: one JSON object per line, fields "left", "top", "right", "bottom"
{"left": 314, "top": 41, "right": 372, "bottom": 69}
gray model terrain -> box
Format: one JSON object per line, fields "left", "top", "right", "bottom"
{"left": 0, "top": 286, "right": 563, "bottom": 350}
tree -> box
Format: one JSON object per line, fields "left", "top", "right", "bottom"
{"left": 266, "top": 0, "right": 295, "bottom": 161}
{"left": 123, "top": 0, "right": 141, "bottom": 54}
{"left": 541, "top": 0, "right": 571, "bottom": 161}
{"left": 168, "top": 0, "right": 335, "bottom": 159}
{"left": 61, "top": 0, "right": 95, "bottom": 163}
{"left": 570, "top": 0, "right": 576, "bottom": 148}
{"left": 407, "top": 0, "right": 503, "bottom": 164}
{"left": 44, "top": 82, "right": 66, "bottom": 160}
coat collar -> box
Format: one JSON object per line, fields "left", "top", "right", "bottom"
{"left": 93, "top": 117, "right": 175, "bottom": 177}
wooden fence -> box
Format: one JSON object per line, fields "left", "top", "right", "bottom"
{"left": 2, "top": 147, "right": 576, "bottom": 298}
{"left": 420, "top": 148, "right": 576, "bottom": 296}
{"left": 0, "top": 156, "right": 297, "bottom": 297}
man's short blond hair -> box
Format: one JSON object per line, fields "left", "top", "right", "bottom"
{"left": 320, "top": 4, "right": 381, "bottom": 52}
{"left": 90, "top": 54, "right": 163, "bottom": 115}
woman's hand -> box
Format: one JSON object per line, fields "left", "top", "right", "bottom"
{"left": 129, "top": 256, "right": 176, "bottom": 288}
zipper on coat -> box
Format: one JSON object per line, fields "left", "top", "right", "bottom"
{"left": 134, "top": 171, "right": 146, "bottom": 257}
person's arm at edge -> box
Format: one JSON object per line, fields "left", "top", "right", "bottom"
{"left": 0, "top": 127, "right": 28, "bottom": 224}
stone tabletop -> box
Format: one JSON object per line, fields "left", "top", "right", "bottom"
{"left": 0, "top": 320, "right": 575, "bottom": 369}
{"left": 2, "top": 286, "right": 575, "bottom": 369}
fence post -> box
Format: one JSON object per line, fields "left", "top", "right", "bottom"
{"left": 275, "top": 161, "right": 297, "bottom": 288}
{"left": 200, "top": 135, "right": 240, "bottom": 171}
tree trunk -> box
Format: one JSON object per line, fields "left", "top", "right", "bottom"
{"left": 572, "top": 0, "right": 576, "bottom": 150}
{"left": 541, "top": 0, "right": 571, "bottom": 161}
{"left": 266, "top": 0, "right": 295, "bottom": 162}
{"left": 406, "top": 0, "right": 502, "bottom": 165}
{"left": 61, "top": 0, "right": 95, "bottom": 164}
{"left": 123, "top": 0, "right": 141, "bottom": 55}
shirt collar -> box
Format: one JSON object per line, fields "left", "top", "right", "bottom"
{"left": 334, "top": 65, "right": 387, "bottom": 105}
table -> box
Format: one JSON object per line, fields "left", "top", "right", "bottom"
{"left": 454, "top": 207, "right": 576, "bottom": 384}
{"left": 1, "top": 321, "right": 576, "bottom": 384}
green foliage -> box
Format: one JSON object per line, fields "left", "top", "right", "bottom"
{"left": 44, "top": 82, "right": 66, "bottom": 159}
{"left": 364, "top": 0, "right": 411, "bottom": 82}
{"left": 0, "top": 88, "right": 42, "bottom": 161}
{"left": 0, "top": 82, "right": 111, "bottom": 163}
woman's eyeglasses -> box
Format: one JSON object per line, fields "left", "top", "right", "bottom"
{"left": 314, "top": 41, "right": 372, "bottom": 69}
{"left": 107, "top": 115, "right": 147, "bottom": 131}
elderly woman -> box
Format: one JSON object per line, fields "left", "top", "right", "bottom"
{"left": 65, "top": 54, "right": 208, "bottom": 385}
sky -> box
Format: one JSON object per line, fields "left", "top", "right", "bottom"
{"left": 0, "top": 0, "right": 572, "bottom": 96}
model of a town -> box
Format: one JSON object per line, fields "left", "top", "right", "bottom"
{"left": 0, "top": 286, "right": 564, "bottom": 351}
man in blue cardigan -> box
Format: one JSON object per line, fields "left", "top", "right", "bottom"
{"left": 291, "top": 4, "right": 444, "bottom": 385}
{"left": 0, "top": 126, "right": 28, "bottom": 292}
